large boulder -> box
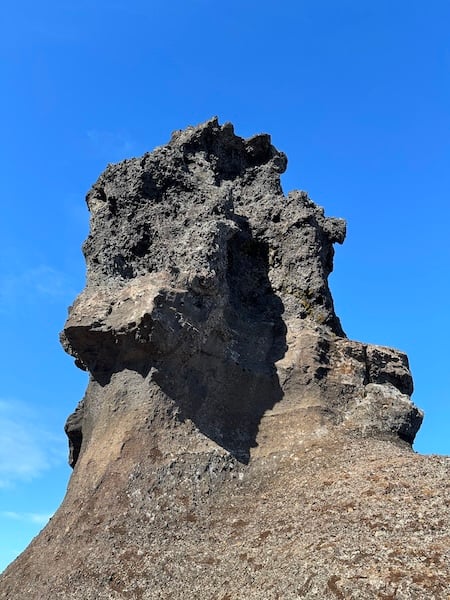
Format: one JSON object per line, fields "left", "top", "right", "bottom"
{"left": 2, "top": 119, "right": 448, "bottom": 600}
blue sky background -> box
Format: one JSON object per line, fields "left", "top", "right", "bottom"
{"left": 1, "top": 0, "right": 449, "bottom": 572}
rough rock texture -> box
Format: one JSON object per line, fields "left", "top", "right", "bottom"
{"left": 1, "top": 118, "right": 449, "bottom": 599}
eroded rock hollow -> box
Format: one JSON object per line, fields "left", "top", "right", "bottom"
{"left": 2, "top": 119, "right": 449, "bottom": 600}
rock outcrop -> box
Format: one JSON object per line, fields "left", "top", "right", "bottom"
{"left": 1, "top": 118, "right": 449, "bottom": 599}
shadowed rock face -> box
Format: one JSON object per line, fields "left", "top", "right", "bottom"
{"left": 3, "top": 119, "right": 446, "bottom": 600}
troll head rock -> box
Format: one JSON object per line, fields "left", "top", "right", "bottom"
{"left": 2, "top": 119, "right": 438, "bottom": 600}
{"left": 60, "top": 118, "right": 422, "bottom": 470}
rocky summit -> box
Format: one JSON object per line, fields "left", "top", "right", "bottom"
{"left": 1, "top": 118, "right": 449, "bottom": 599}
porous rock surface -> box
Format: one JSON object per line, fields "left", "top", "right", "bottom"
{"left": 1, "top": 118, "right": 449, "bottom": 599}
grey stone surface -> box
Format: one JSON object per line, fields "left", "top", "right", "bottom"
{"left": 60, "top": 117, "right": 421, "bottom": 467}
{"left": 2, "top": 119, "right": 447, "bottom": 600}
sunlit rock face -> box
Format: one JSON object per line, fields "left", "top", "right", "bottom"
{"left": 61, "top": 117, "right": 422, "bottom": 470}
{"left": 3, "top": 120, "right": 445, "bottom": 600}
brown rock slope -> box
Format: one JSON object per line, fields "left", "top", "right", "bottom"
{"left": 1, "top": 118, "right": 449, "bottom": 599}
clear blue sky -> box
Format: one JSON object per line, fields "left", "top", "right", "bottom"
{"left": 1, "top": 0, "right": 449, "bottom": 572}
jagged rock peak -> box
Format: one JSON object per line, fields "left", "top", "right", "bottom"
{"left": 0, "top": 120, "right": 440, "bottom": 600}
{"left": 80, "top": 116, "right": 345, "bottom": 332}
{"left": 60, "top": 118, "right": 422, "bottom": 471}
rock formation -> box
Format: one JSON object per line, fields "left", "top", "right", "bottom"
{"left": 1, "top": 118, "right": 449, "bottom": 599}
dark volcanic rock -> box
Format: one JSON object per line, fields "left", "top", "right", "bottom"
{"left": 59, "top": 117, "right": 421, "bottom": 464}
{"left": 2, "top": 118, "right": 448, "bottom": 599}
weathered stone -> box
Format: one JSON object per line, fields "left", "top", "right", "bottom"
{"left": 2, "top": 119, "right": 448, "bottom": 600}
{"left": 58, "top": 117, "right": 421, "bottom": 465}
